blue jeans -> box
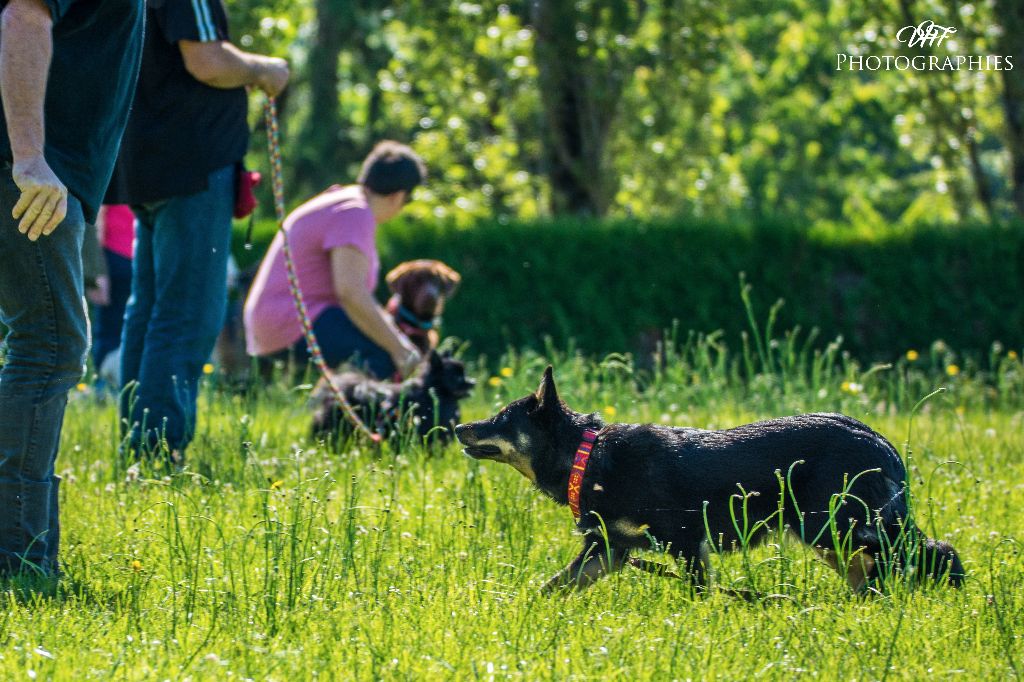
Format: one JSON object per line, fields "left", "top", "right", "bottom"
{"left": 91, "top": 247, "right": 133, "bottom": 369}
{"left": 119, "top": 165, "right": 234, "bottom": 456}
{"left": 288, "top": 306, "right": 396, "bottom": 379}
{"left": 0, "top": 166, "right": 87, "bottom": 577}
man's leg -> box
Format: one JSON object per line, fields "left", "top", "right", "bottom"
{"left": 119, "top": 207, "right": 156, "bottom": 450}
{"left": 0, "top": 170, "right": 87, "bottom": 577}
{"left": 121, "top": 165, "right": 234, "bottom": 456}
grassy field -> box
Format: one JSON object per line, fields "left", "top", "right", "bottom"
{"left": 1, "top": 329, "right": 1022, "bottom": 680}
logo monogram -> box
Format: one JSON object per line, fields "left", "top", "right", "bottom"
{"left": 895, "top": 21, "right": 957, "bottom": 48}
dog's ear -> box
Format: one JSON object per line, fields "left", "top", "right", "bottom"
{"left": 428, "top": 349, "right": 443, "bottom": 371}
{"left": 385, "top": 261, "right": 415, "bottom": 295}
{"left": 436, "top": 263, "right": 461, "bottom": 297}
{"left": 535, "top": 365, "right": 558, "bottom": 410}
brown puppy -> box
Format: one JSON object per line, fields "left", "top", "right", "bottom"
{"left": 385, "top": 259, "right": 461, "bottom": 353}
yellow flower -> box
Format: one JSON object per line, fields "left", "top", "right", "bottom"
{"left": 131, "top": 560, "right": 142, "bottom": 572}
{"left": 270, "top": 480, "right": 283, "bottom": 490}
{"left": 946, "top": 364, "right": 960, "bottom": 377}
{"left": 840, "top": 381, "right": 862, "bottom": 395}
{"left": 500, "top": 367, "right": 514, "bottom": 378}
{"left": 487, "top": 376, "right": 502, "bottom": 387}
{"left": 202, "top": 363, "right": 215, "bottom": 375}
{"left": 1009, "top": 350, "right": 1019, "bottom": 361}
{"left": 955, "top": 405, "right": 966, "bottom": 416}
{"left": 905, "top": 350, "right": 919, "bottom": 362}
{"left": 603, "top": 405, "right": 617, "bottom": 418}
{"left": 76, "top": 383, "right": 87, "bottom": 392}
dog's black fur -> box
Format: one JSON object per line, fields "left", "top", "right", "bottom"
{"left": 312, "top": 350, "right": 475, "bottom": 444}
{"left": 455, "top": 366, "right": 965, "bottom": 594}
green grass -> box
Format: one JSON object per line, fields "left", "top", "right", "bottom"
{"left": 2, "top": 329, "right": 1022, "bottom": 679}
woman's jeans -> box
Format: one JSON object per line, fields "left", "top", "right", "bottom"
{"left": 288, "top": 305, "right": 396, "bottom": 379}
{"left": 119, "top": 165, "right": 234, "bottom": 457}
{"left": 0, "top": 168, "right": 87, "bottom": 577}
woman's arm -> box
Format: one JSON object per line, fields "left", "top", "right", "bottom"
{"left": 329, "top": 246, "right": 420, "bottom": 375}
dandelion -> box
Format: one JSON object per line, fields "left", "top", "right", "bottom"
{"left": 131, "top": 559, "right": 142, "bottom": 572}
{"left": 270, "top": 480, "right": 283, "bottom": 490}
{"left": 76, "top": 382, "right": 88, "bottom": 392}
{"left": 603, "top": 405, "right": 617, "bottom": 418}
{"left": 1009, "top": 350, "right": 1019, "bottom": 361}
{"left": 202, "top": 363, "right": 215, "bottom": 375}
{"left": 841, "top": 381, "right": 862, "bottom": 395}
{"left": 500, "top": 366, "right": 514, "bottom": 378}
{"left": 906, "top": 349, "right": 919, "bottom": 362}
{"left": 946, "top": 364, "right": 960, "bottom": 377}
{"left": 487, "top": 376, "right": 502, "bottom": 387}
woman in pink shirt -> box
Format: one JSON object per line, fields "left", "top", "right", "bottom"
{"left": 244, "top": 141, "right": 426, "bottom": 379}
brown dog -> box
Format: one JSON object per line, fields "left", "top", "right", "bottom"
{"left": 385, "top": 259, "right": 461, "bottom": 353}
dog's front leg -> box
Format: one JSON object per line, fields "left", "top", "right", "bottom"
{"left": 540, "top": 538, "right": 627, "bottom": 594}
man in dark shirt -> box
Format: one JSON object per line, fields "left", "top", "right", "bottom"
{"left": 108, "top": 1, "right": 288, "bottom": 461}
{"left": 0, "top": 0, "right": 144, "bottom": 579}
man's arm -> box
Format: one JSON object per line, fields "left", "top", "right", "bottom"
{"left": 0, "top": 0, "right": 67, "bottom": 241}
{"left": 179, "top": 40, "right": 289, "bottom": 96}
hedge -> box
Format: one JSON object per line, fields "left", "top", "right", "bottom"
{"left": 238, "top": 216, "right": 1024, "bottom": 363}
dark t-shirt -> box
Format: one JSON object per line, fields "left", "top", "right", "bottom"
{"left": 106, "top": 0, "right": 249, "bottom": 205}
{"left": 0, "top": 0, "right": 145, "bottom": 222}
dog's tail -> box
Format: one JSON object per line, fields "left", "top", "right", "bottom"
{"left": 868, "top": 483, "right": 965, "bottom": 588}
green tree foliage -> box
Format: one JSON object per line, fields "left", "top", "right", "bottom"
{"left": 227, "top": 0, "right": 1023, "bottom": 225}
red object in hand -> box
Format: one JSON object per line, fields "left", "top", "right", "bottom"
{"left": 234, "top": 169, "right": 262, "bottom": 219}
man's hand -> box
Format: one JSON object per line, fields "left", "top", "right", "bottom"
{"left": 179, "top": 41, "right": 289, "bottom": 97}
{"left": 11, "top": 154, "right": 67, "bottom": 241}
{"left": 255, "top": 57, "right": 289, "bottom": 97}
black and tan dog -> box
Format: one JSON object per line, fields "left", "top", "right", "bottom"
{"left": 455, "top": 367, "right": 964, "bottom": 594}
{"left": 312, "top": 350, "right": 475, "bottom": 444}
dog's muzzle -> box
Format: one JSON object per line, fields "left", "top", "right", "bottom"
{"left": 454, "top": 423, "right": 502, "bottom": 459}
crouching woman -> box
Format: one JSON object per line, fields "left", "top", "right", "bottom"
{"left": 244, "top": 141, "right": 425, "bottom": 379}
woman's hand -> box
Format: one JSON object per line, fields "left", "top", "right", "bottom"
{"left": 392, "top": 346, "right": 422, "bottom": 379}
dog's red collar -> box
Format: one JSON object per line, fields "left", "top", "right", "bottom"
{"left": 568, "top": 428, "right": 599, "bottom": 521}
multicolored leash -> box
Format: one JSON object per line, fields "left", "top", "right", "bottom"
{"left": 262, "top": 97, "right": 381, "bottom": 445}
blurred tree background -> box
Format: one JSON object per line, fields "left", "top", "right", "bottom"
{"left": 229, "top": 0, "right": 1024, "bottom": 227}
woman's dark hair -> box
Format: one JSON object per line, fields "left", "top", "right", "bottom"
{"left": 357, "top": 141, "right": 427, "bottom": 195}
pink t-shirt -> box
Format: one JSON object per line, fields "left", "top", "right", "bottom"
{"left": 244, "top": 185, "right": 379, "bottom": 356}
{"left": 100, "top": 204, "right": 135, "bottom": 259}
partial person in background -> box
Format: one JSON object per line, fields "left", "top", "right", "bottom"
{"left": 107, "top": 0, "right": 289, "bottom": 464}
{"left": 0, "top": 0, "right": 143, "bottom": 580}
{"left": 85, "top": 204, "right": 135, "bottom": 388}
{"left": 244, "top": 141, "right": 427, "bottom": 381}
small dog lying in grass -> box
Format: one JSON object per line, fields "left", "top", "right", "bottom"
{"left": 385, "top": 259, "right": 461, "bottom": 354}
{"left": 312, "top": 350, "right": 475, "bottom": 444}
{"left": 455, "top": 367, "right": 965, "bottom": 594}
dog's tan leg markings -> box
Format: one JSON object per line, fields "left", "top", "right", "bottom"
{"left": 613, "top": 518, "right": 650, "bottom": 538}
{"left": 815, "top": 546, "right": 876, "bottom": 591}
{"left": 845, "top": 551, "right": 876, "bottom": 592}
{"left": 541, "top": 543, "right": 627, "bottom": 593}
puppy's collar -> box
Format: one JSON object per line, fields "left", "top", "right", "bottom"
{"left": 386, "top": 295, "right": 437, "bottom": 333}
{"left": 568, "top": 428, "right": 599, "bottom": 521}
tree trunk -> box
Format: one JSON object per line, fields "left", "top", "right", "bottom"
{"left": 996, "top": 0, "right": 1024, "bottom": 216}
{"left": 531, "top": 0, "right": 619, "bottom": 216}
{"left": 295, "top": 0, "right": 353, "bottom": 194}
